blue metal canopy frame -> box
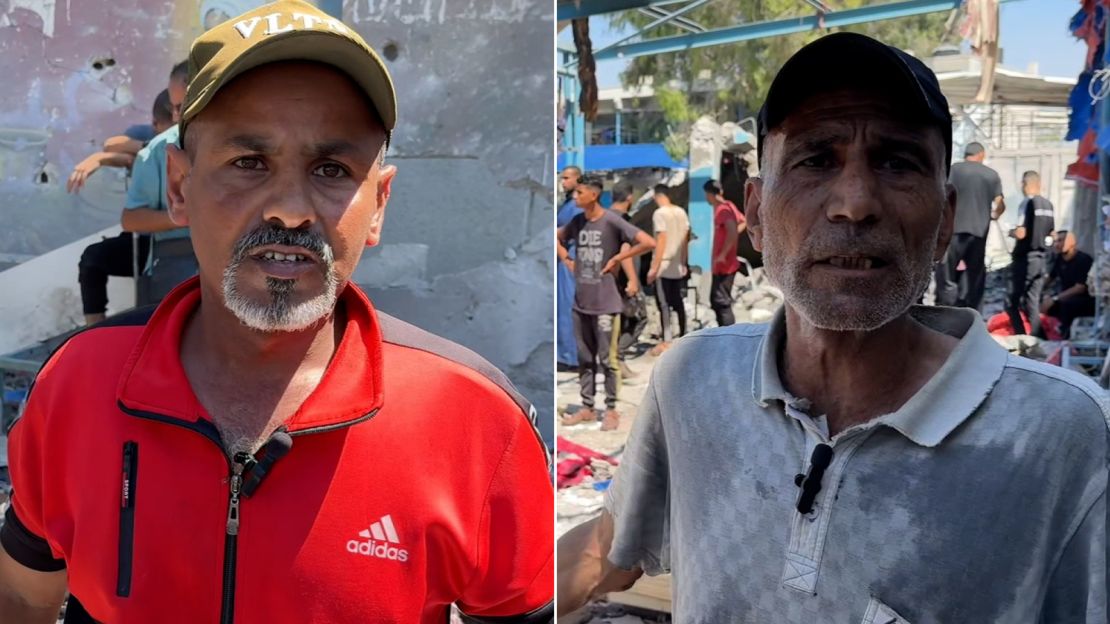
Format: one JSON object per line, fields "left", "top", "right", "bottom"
{"left": 558, "top": 0, "right": 691, "bottom": 21}
{"left": 596, "top": 0, "right": 1023, "bottom": 61}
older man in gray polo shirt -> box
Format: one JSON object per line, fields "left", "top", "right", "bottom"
{"left": 557, "top": 33, "right": 1109, "bottom": 623}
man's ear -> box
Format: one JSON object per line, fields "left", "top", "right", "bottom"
{"left": 744, "top": 177, "right": 764, "bottom": 252}
{"left": 366, "top": 163, "right": 396, "bottom": 247}
{"left": 166, "top": 144, "right": 191, "bottom": 227}
{"left": 935, "top": 182, "right": 956, "bottom": 262}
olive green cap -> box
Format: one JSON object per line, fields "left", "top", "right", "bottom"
{"left": 180, "top": 0, "right": 396, "bottom": 143}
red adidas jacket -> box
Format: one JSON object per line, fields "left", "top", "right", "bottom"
{"left": 2, "top": 278, "right": 553, "bottom": 623}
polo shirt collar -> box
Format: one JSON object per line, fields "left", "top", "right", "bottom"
{"left": 117, "top": 276, "right": 384, "bottom": 435}
{"left": 752, "top": 305, "right": 1009, "bottom": 447}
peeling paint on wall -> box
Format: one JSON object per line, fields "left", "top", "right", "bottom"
{"left": 5, "top": 0, "right": 57, "bottom": 37}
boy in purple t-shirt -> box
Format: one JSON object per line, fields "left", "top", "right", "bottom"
{"left": 557, "top": 176, "right": 655, "bottom": 430}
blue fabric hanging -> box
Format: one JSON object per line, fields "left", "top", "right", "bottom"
{"left": 1068, "top": 72, "right": 1094, "bottom": 141}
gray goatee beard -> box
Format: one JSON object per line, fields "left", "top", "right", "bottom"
{"left": 221, "top": 225, "right": 340, "bottom": 333}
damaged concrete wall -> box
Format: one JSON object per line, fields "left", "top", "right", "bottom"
{"left": 0, "top": 0, "right": 555, "bottom": 445}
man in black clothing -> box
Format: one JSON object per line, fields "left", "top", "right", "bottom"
{"left": 1042, "top": 230, "right": 1096, "bottom": 338}
{"left": 610, "top": 183, "right": 647, "bottom": 359}
{"left": 934, "top": 142, "right": 1005, "bottom": 310}
{"left": 1006, "top": 170, "right": 1054, "bottom": 336}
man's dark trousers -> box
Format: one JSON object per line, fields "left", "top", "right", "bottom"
{"left": 78, "top": 232, "right": 150, "bottom": 315}
{"left": 935, "top": 232, "right": 987, "bottom": 309}
{"left": 1048, "top": 295, "right": 1096, "bottom": 338}
{"left": 711, "top": 272, "right": 737, "bottom": 326}
{"left": 1007, "top": 250, "right": 1046, "bottom": 337}
{"left": 572, "top": 310, "right": 619, "bottom": 410}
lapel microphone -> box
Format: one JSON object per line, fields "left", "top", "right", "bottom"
{"left": 239, "top": 430, "right": 294, "bottom": 498}
{"left": 794, "top": 443, "right": 834, "bottom": 515}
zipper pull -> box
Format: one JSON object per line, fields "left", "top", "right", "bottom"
{"left": 226, "top": 459, "right": 245, "bottom": 536}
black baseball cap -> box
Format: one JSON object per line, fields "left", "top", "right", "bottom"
{"left": 757, "top": 32, "right": 952, "bottom": 172}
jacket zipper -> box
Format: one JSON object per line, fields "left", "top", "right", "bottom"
{"left": 116, "top": 441, "right": 139, "bottom": 597}
{"left": 117, "top": 401, "right": 374, "bottom": 621}
{"left": 220, "top": 457, "right": 246, "bottom": 624}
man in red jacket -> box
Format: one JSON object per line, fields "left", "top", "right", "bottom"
{"left": 0, "top": 2, "right": 553, "bottom": 623}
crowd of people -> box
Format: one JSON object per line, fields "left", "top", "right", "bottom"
{"left": 556, "top": 166, "right": 755, "bottom": 430}
{"left": 941, "top": 142, "right": 1097, "bottom": 340}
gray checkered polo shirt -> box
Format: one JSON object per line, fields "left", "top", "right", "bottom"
{"left": 605, "top": 306, "right": 1109, "bottom": 623}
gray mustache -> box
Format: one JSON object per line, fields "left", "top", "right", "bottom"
{"left": 231, "top": 224, "right": 332, "bottom": 264}
{"left": 801, "top": 235, "right": 903, "bottom": 263}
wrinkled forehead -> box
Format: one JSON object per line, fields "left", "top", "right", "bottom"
{"left": 769, "top": 88, "right": 946, "bottom": 164}
{"left": 781, "top": 88, "right": 931, "bottom": 137}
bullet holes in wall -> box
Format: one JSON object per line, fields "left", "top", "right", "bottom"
{"left": 91, "top": 57, "right": 116, "bottom": 72}
{"left": 382, "top": 41, "right": 400, "bottom": 62}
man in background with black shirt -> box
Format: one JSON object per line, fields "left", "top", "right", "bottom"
{"left": 610, "top": 183, "right": 647, "bottom": 365}
{"left": 1007, "top": 170, "right": 1054, "bottom": 336}
{"left": 1042, "top": 230, "right": 1096, "bottom": 338}
{"left": 935, "top": 142, "right": 1004, "bottom": 310}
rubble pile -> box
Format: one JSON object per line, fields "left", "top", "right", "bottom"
{"left": 564, "top": 604, "right": 671, "bottom": 624}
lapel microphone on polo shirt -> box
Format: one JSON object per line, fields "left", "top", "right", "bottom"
{"left": 794, "top": 443, "right": 834, "bottom": 515}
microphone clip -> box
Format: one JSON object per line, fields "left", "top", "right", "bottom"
{"left": 794, "top": 443, "right": 833, "bottom": 515}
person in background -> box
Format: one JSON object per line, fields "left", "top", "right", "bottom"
{"left": 1006, "top": 170, "right": 1054, "bottom": 337}
{"left": 1042, "top": 230, "right": 1095, "bottom": 339}
{"left": 98, "top": 61, "right": 189, "bottom": 158}
{"left": 705, "top": 179, "right": 744, "bottom": 327}
{"left": 559, "top": 166, "right": 582, "bottom": 211}
{"left": 119, "top": 60, "right": 190, "bottom": 237}
{"left": 558, "top": 165, "right": 584, "bottom": 369}
{"left": 610, "top": 182, "right": 646, "bottom": 375}
{"left": 76, "top": 64, "right": 187, "bottom": 325}
{"left": 648, "top": 184, "right": 690, "bottom": 355}
{"left": 934, "top": 141, "right": 1004, "bottom": 310}
{"left": 558, "top": 176, "right": 655, "bottom": 431}
{"left": 66, "top": 89, "right": 174, "bottom": 194}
